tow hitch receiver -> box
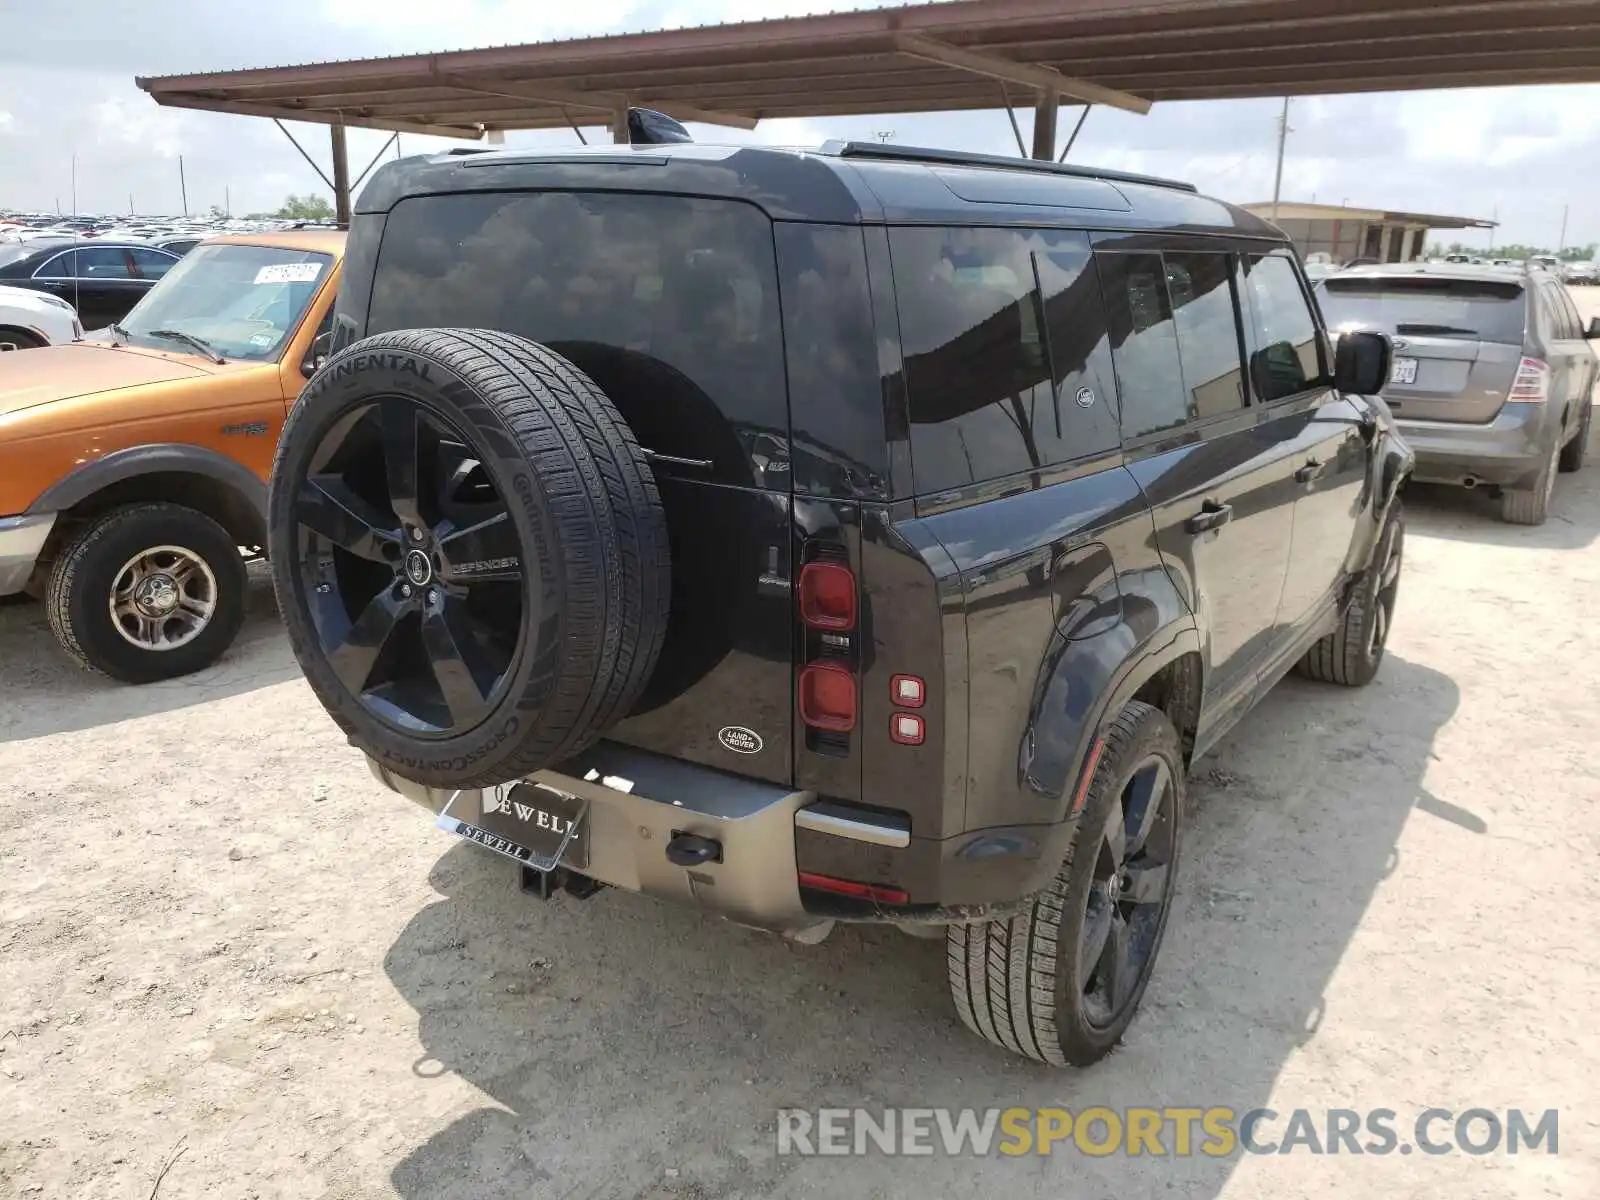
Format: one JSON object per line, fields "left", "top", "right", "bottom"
{"left": 519, "top": 864, "right": 606, "bottom": 900}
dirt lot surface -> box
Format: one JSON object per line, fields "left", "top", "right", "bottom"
{"left": 3, "top": 298, "right": 1599, "bottom": 1199}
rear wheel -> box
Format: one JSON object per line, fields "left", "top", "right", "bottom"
{"left": 1501, "top": 435, "right": 1561, "bottom": 525}
{"left": 0, "top": 328, "right": 45, "bottom": 351}
{"left": 948, "top": 701, "right": 1184, "bottom": 1066}
{"left": 1299, "top": 505, "right": 1403, "bottom": 687}
{"left": 45, "top": 503, "right": 247, "bottom": 683}
{"left": 267, "top": 328, "right": 671, "bottom": 789}
{"left": 1558, "top": 404, "right": 1591, "bottom": 474}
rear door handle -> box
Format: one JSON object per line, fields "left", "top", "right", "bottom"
{"left": 1185, "top": 500, "right": 1233, "bottom": 535}
{"left": 1295, "top": 459, "right": 1325, "bottom": 484}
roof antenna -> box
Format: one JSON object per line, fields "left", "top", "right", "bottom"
{"left": 626, "top": 108, "right": 692, "bottom": 145}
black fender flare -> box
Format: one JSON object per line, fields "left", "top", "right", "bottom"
{"left": 25, "top": 443, "right": 268, "bottom": 532}
{"left": 1022, "top": 609, "right": 1204, "bottom": 831}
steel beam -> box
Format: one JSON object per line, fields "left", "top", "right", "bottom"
{"left": 331, "top": 121, "right": 351, "bottom": 228}
{"left": 1031, "top": 90, "right": 1058, "bottom": 160}
{"left": 162, "top": 94, "right": 483, "bottom": 139}
{"left": 434, "top": 71, "right": 757, "bottom": 130}
{"left": 892, "top": 32, "right": 1151, "bottom": 114}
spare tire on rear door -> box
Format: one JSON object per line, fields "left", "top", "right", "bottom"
{"left": 267, "top": 328, "right": 671, "bottom": 789}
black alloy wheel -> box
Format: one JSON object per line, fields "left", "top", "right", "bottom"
{"left": 1077, "top": 754, "right": 1179, "bottom": 1030}
{"left": 292, "top": 396, "right": 527, "bottom": 736}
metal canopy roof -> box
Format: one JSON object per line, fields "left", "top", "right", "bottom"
{"left": 1242, "top": 202, "right": 1497, "bottom": 230}
{"left": 136, "top": 0, "right": 1600, "bottom": 142}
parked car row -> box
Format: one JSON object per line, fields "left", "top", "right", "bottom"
{"left": 0, "top": 241, "right": 184, "bottom": 330}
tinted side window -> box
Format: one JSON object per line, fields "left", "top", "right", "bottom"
{"left": 1165, "top": 252, "right": 1246, "bottom": 419}
{"left": 368, "top": 192, "right": 787, "bottom": 489}
{"left": 774, "top": 224, "right": 887, "bottom": 499}
{"left": 893, "top": 227, "right": 1117, "bottom": 493}
{"left": 33, "top": 250, "right": 76, "bottom": 278}
{"left": 1551, "top": 285, "right": 1582, "bottom": 340}
{"left": 1532, "top": 285, "right": 1564, "bottom": 341}
{"left": 1098, "top": 251, "right": 1189, "bottom": 439}
{"left": 76, "top": 247, "right": 131, "bottom": 279}
{"left": 129, "top": 247, "right": 177, "bottom": 280}
{"left": 1241, "top": 253, "right": 1326, "bottom": 401}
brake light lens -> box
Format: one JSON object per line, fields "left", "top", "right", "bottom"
{"left": 799, "top": 662, "right": 857, "bottom": 731}
{"left": 890, "top": 713, "right": 925, "bottom": 745}
{"left": 891, "top": 674, "right": 925, "bottom": 708}
{"left": 1509, "top": 357, "right": 1550, "bottom": 404}
{"left": 798, "top": 871, "right": 909, "bottom": 905}
{"left": 799, "top": 562, "right": 857, "bottom": 631}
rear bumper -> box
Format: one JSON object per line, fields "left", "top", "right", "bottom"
{"left": 0, "top": 513, "right": 54, "bottom": 596}
{"left": 1397, "top": 402, "right": 1557, "bottom": 489}
{"left": 367, "top": 740, "right": 1072, "bottom": 932}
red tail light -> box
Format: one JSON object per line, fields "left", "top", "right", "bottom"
{"left": 891, "top": 674, "right": 925, "bottom": 708}
{"left": 799, "top": 662, "right": 857, "bottom": 731}
{"left": 799, "top": 562, "right": 857, "bottom": 631}
{"left": 798, "top": 871, "right": 909, "bottom": 905}
{"left": 889, "top": 713, "right": 925, "bottom": 745}
{"left": 1509, "top": 357, "right": 1550, "bottom": 404}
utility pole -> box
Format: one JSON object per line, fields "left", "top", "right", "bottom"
{"left": 1557, "top": 204, "right": 1569, "bottom": 255}
{"left": 129, "top": 193, "right": 134, "bottom": 215}
{"left": 70, "top": 154, "right": 77, "bottom": 216}
{"left": 225, "top": 185, "right": 231, "bottom": 216}
{"left": 1488, "top": 204, "right": 1497, "bottom": 251}
{"left": 1269, "top": 98, "right": 1290, "bottom": 224}
{"left": 179, "top": 155, "right": 188, "bottom": 216}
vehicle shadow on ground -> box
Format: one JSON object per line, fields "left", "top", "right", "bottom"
{"left": 381, "top": 652, "right": 1462, "bottom": 1200}
{"left": 0, "top": 566, "right": 295, "bottom": 743}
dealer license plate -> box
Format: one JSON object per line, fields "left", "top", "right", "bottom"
{"left": 1390, "top": 357, "right": 1419, "bottom": 385}
{"left": 436, "top": 782, "right": 589, "bottom": 871}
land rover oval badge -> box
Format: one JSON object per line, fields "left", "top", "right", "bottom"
{"left": 718, "top": 726, "right": 763, "bottom": 755}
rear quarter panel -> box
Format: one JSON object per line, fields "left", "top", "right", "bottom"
{"left": 916, "top": 458, "right": 1197, "bottom": 834}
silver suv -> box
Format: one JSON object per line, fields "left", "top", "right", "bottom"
{"left": 1318, "top": 263, "right": 1599, "bottom": 524}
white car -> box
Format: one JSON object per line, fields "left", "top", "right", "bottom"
{"left": 0, "top": 283, "right": 82, "bottom": 349}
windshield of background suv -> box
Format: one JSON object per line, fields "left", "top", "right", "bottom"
{"left": 1317, "top": 277, "right": 1527, "bottom": 344}
{"left": 119, "top": 243, "right": 332, "bottom": 360}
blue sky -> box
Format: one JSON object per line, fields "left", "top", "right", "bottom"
{"left": 3, "top": 0, "right": 1596, "bottom": 249}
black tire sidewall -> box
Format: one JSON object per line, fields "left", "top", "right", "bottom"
{"left": 270, "top": 337, "right": 576, "bottom": 786}
{"left": 55, "top": 506, "right": 247, "bottom": 683}
{"left": 1049, "top": 705, "right": 1185, "bottom": 1064}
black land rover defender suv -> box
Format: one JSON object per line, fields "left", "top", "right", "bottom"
{"left": 267, "top": 137, "right": 1410, "bottom": 1066}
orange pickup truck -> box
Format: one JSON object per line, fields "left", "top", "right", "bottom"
{"left": 0, "top": 230, "right": 344, "bottom": 681}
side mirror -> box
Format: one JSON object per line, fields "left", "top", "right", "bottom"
{"left": 1587, "top": 317, "right": 1600, "bottom": 340}
{"left": 1333, "top": 330, "right": 1393, "bottom": 396}
{"left": 301, "top": 330, "right": 333, "bottom": 378}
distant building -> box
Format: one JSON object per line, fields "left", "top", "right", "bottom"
{"left": 1241, "top": 202, "right": 1497, "bottom": 265}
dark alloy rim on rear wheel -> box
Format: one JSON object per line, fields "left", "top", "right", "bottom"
{"left": 291, "top": 396, "right": 530, "bottom": 737}
{"left": 1369, "top": 524, "right": 1403, "bottom": 657}
{"left": 1077, "top": 754, "right": 1178, "bottom": 1030}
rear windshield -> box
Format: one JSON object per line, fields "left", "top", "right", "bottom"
{"left": 367, "top": 191, "right": 788, "bottom": 490}
{"left": 1317, "top": 277, "right": 1527, "bottom": 344}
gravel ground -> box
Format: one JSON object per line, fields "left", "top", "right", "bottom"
{"left": 2, "top": 296, "right": 1598, "bottom": 1199}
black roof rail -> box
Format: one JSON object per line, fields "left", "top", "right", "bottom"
{"left": 821, "top": 140, "right": 1198, "bottom": 194}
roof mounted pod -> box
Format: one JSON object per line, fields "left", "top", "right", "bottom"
{"left": 627, "top": 108, "right": 693, "bottom": 145}
{"left": 822, "top": 140, "right": 1198, "bottom": 194}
